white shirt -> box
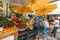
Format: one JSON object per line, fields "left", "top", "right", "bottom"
{"left": 55, "top": 20, "right": 60, "bottom": 27}
{"left": 43, "top": 21, "right": 49, "bottom": 28}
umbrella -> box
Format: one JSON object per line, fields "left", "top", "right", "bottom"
{"left": 26, "top": 0, "right": 52, "bottom": 11}
{"left": 11, "top": 5, "right": 31, "bottom": 14}
{"left": 10, "top": 0, "right": 52, "bottom": 14}
{"left": 36, "top": 4, "right": 57, "bottom": 16}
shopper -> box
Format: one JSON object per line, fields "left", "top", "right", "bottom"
{"left": 50, "top": 17, "right": 55, "bottom": 31}
{"left": 42, "top": 18, "right": 49, "bottom": 40}
{"left": 34, "top": 15, "right": 40, "bottom": 38}
{"left": 52, "top": 16, "right": 60, "bottom": 38}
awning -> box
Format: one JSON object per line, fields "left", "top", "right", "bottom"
{"left": 10, "top": 0, "right": 52, "bottom": 14}
{"left": 36, "top": 4, "right": 57, "bottom": 16}
{"left": 25, "top": 0, "right": 52, "bottom": 11}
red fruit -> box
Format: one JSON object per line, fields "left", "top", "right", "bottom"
{"left": 16, "top": 23, "right": 27, "bottom": 29}
{"left": 12, "top": 17, "right": 18, "bottom": 21}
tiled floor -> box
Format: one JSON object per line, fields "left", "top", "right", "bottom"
{"left": 38, "top": 33, "right": 58, "bottom": 40}
{"left": 33, "top": 33, "right": 59, "bottom": 40}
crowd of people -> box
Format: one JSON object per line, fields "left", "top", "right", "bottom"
{"left": 33, "top": 15, "right": 60, "bottom": 40}
{"left": 9, "top": 14, "right": 60, "bottom": 40}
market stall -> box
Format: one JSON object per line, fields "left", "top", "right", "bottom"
{"left": 0, "top": 0, "right": 58, "bottom": 40}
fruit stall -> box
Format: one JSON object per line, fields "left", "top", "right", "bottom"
{"left": 0, "top": 11, "right": 35, "bottom": 40}
{"left": 0, "top": 0, "right": 58, "bottom": 40}
{"left": 0, "top": 15, "right": 18, "bottom": 40}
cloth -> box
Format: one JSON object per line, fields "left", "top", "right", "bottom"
{"left": 55, "top": 20, "right": 60, "bottom": 27}
{"left": 52, "top": 27, "right": 59, "bottom": 38}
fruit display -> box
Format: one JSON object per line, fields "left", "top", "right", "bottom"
{"left": 0, "top": 16, "right": 15, "bottom": 28}
{"left": 12, "top": 21, "right": 18, "bottom": 25}
{"left": 16, "top": 23, "right": 27, "bottom": 29}
{"left": 0, "top": 27, "right": 17, "bottom": 37}
{"left": 0, "top": 16, "right": 5, "bottom": 27}
{"left": 20, "top": 18, "right": 29, "bottom": 24}
{"left": 12, "top": 16, "right": 18, "bottom": 21}
{"left": 3, "top": 20, "right": 14, "bottom": 28}
{"left": 26, "top": 19, "right": 34, "bottom": 30}
{"left": 27, "top": 22, "right": 34, "bottom": 30}
{"left": 0, "top": 21, "right": 3, "bottom": 27}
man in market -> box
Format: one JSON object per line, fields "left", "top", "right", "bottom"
{"left": 33, "top": 15, "right": 40, "bottom": 38}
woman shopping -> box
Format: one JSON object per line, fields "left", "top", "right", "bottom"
{"left": 42, "top": 18, "right": 50, "bottom": 40}
{"left": 52, "top": 16, "right": 60, "bottom": 38}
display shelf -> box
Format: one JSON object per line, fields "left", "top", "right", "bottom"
{"left": 19, "top": 35, "right": 27, "bottom": 40}
{"left": 18, "top": 29, "right": 34, "bottom": 40}
{"left": 19, "top": 30, "right": 28, "bottom": 37}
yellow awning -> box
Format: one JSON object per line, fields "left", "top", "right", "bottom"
{"left": 11, "top": 5, "right": 31, "bottom": 14}
{"left": 36, "top": 4, "right": 57, "bottom": 16}
{"left": 26, "top": 0, "right": 52, "bottom": 11}
{"left": 10, "top": 0, "right": 52, "bottom": 14}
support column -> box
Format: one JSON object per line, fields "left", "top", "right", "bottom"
{"left": 3, "top": 3, "right": 7, "bottom": 17}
